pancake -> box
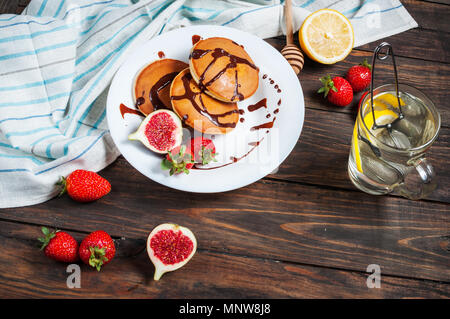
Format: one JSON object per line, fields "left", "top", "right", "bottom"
{"left": 133, "top": 59, "right": 188, "bottom": 115}
{"left": 170, "top": 68, "right": 239, "bottom": 134}
{"left": 189, "top": 37, "right": 259, "bottom": 103}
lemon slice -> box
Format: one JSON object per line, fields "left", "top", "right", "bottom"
{"left": 361, "top": 93, "right": 405, "bottom": 112}
{"left": 352, "top": 123, "right": 363, "bottom": 173}
{"left": 299, "top": 9, "right": 354, "bottom": 64}
{"left": 352, "top": 108, "right": 398, "bottom": 173}
{"left": 363, "top": 109, "right": 398, "bottom": 140}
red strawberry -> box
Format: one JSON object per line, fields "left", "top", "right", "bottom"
{"left": 190, "top": 137, "right": 217, "bottom": 165}
{"left": 318, "top": 75, "right": 353, "bottom": 107}
{"left": 79, "top": 230, "right": 115, "bottom": 271}
{"left": 161, "top": 145, "right": 194, "bottom": 175}
{"left": 59, "top": 170, "right": 111, "bottom": 202}
{"left": 38, "top": 227, "right": 78, "bottom": 263}
{"left": 346, "top": 59, "right": 372, "bottom": 92}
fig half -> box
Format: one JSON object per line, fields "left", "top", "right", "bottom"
{"left": 147, "top": 223, "right": 197, "bottom": 280}
{"left": 128, "top": 109, "right": 182, "bottom": 154}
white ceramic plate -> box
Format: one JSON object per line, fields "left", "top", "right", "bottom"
{"left": 107, "top": 25, "right": 304, "bottom": 193}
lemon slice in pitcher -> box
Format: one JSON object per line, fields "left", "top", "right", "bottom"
{"left": 299, "top": 9, "right": 354, "bottom": 64}
{"left": 352, "top": 123, "right": 364, "bottom": 173}
{"left": 361, "top": 93, "right": 405, "bottom": 112}
{"left": 353, "top": 108, "right": 399, "bottom": 173}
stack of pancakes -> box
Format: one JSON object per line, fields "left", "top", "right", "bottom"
{"left": 133, "top": 37, "right": 259, "bottom": 134}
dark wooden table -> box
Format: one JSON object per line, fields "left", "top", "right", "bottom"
{"left": 0, "top": 0, "right": 448, "bottom": 298}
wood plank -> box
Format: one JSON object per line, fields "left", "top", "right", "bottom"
{"left": 423, "top": 0, "right": 450, "bottom": 6}
{"left": 356, "top": 29, "right": 450, "bottom": 64}
{"left": 1, "top": 161, "right": 449, "bottom": 282}
{"left": 0, "top": 220, "right": 448, "bottom": 298}
{"left": 403, "top": 0, "right": 450, "bottom": 32}
{"left": 282, "top": 26, "right": 449, "bottom": 64}
{"left": 16, "top": 6, "right": 26, "bottom": 15}
{"left": 263, "top": 41, "right": 450, "bottom": 127}
{"left": 18, "top": 0, "right": 30, "bottom": 7}
{"left": 0, "top": 0, "right": 19, "bottom": 14}
{"left": 269, "top": 108, "right": 449, "bottom": 203}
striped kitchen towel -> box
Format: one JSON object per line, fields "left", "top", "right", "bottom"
{"left": 0, "top": 0, "right": 417, "bottom": 208}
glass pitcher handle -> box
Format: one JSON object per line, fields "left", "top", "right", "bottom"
{"left": 394, "top": 158, "right": 437, "bottom": 200}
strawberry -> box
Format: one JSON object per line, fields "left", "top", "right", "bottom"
{"left": 79, "top": 230, "right": 115, "bottom": 271}
{"left": 161, "top": 145, "right": 194, "bottom": 175}
{"left": 190, "top": 137, "right": 217, "bottom": 165}
{"left": 346, "top": 59, "right": 372, "bottom": 92}
{"left": 59, "top": 169, "right": 111, "bottom": 202}
{"left": 318, "top": 75, "right": 353, "bottom": 107}
{"left": 38, "top": 227, "right": 78, "bottom": 263}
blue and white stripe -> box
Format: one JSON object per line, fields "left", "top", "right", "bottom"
{"left": 0, "top": 0, "right": 417, "bottom": 208}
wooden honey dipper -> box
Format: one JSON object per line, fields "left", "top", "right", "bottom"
{"left": 281, "top": 0, "right": 304, "bottom": 74}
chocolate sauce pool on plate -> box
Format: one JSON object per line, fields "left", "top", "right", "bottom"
{"left": 120, "top": 103, "right": 143, "bottom": 118}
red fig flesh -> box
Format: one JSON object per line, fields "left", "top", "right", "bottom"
{"left": 128, "top": 109, "right": 182, "bottom": 154}
{"left": 147, "top": 223, "right": 197, "bottom": 280}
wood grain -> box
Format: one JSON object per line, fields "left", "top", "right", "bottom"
{"left": 2, "top": 160, "right": 449, "bottom": 282}
{"left": 403, "top": 0, "right": 450, "bottom": 32}
{"left": 269, "top": 108, "right": 449, "bottom": 203}
{"left": 0, "top": 0, "right": 18, "bottom": 14}
{"left": 264, "top": 42, "right": 450, "bottom": 127}
{"left": 356, "top": 28, "right": 450, "bottom": 64}
{"left": 0, "top": 0, "right": 448, "bottom": 299}
{"left": 0, "top": 220, "right": 448, "bottom": 298}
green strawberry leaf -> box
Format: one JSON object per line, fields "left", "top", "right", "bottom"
{"left": 38, "top": 227, "right": 56, "bottom": 250}
{"left": 88, "top": 246, "right": 108, "bottom": 272}
{"left": 318, "top": 75, "right": 336, "bottom": 98}
{"left": 361, "top": 58, "right": 372, "bottom": 70}
{"left": 42, "top": 227, "right": 49, "bottom": 236}
{"left": 161, "top": 158, "right": 173, "bottom": 171}
{"left": 200, "top": 147, "right": 217, "bottom": 165}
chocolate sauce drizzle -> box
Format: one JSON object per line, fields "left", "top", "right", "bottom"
{"left": 192, "top": 35, "right": 201, "bottom": 45}
{"left": 171, "top": 72, "right": 238, "bottom": 128}
{"left": 247, "top": 98, "right": 267, "bottom": 112}
{"left": 148, "top": 72, "right": 179, "bottom": 111}
{"left": 190, "top": 47, "right": 258, "bottom": 102}
{"left": 251, "top": 117, "right": 276, "bottom": 131}
{"left": 119, "top": 103, "right": 143, "bottom": 119}
{"left": 135, "top": 96, "right": 145, "bottom": 108}
{"left": 193, "top": 138, "right": 264, "bottom": 170}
